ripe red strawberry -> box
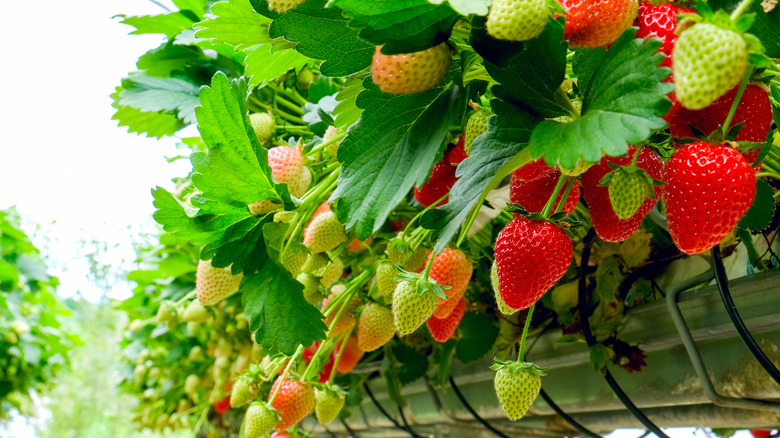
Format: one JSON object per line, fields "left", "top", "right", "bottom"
{"left": 322, "top": 288, "right": 360, "bottom": 337}
{"left": 428, "top": 248, "right": 473, "bottom": 319}
{"left": 750, "top": 430, "right": 773, "bottom": 438}
{"left": 249, "top": 145, "right": 311, "bottom": 215}
{"left": 314, "top": 385, "right": 345, "bottom": 424}
{"left": 334, "top": 334, "right": 364, "bottom": 374}
{"left": 510, "top": 170, "right": 581, "bottom": 216}
{"left": 357, "top": 302, "right": 396, "bottom": 352}
{"left": 269, "top": 377, "right": 315, "bottom": 431}
{"left": 635, "top": 2, "right": 694, "bottom": 68}
{"left": 494, "top": 215, "right": 572, "bottom": 310}
{"left": 581, "top": 147, "right": 664, "bottom": 242}
{"left": 244, "top": 403, "right": 279, "bottom": 438}
{"left": 393, "top": 280, "right": 439, "bottom": 335}
{"left": 512, "top": 159, "right": 557, "bottom": 183}
{"left": 372, "top": 43, "right": 452, "bottom": 94}
{"left": 557, "top": 0, "right": 638, "bottom": 47}
{"left": 492, "top": 359, "right": 545, "bottom": 420}
{"left": 303, "top": 210, "right": 347, "bottom": 254}
{"left": 664, "top": 142, "right": 756, "bottom": 254}
{"left": 487, "top": 0, "right": 550, "bottom": 42}
{"left": 426, "top": 297, "right": 466, "bottom": 342}
{"left": 196, "top": 260, "right": 243, "bottom": 306}
{"left": 414, "top": 156, "right": 458, "bottom": 207}
{"left": 214, "top": 395, "right": 231, "bottom": 414}
{"left": 448, "top": 136, "right": 469, "bottom": 165}
{"left": 271, "top": 433, "right": 295, "bottom": 438}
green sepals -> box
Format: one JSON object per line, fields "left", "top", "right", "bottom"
{"left": 546, "top": 0, "right": 566, "bottom": 14}
{"left": 314, "top": 382, "right": 347, "bottom": 396}
{"left": 503, "top": 204, "right": 578, "bottom": 228}
{"left": 490, "top": 358, "right": 549, "bottom": 377}
{"left": 394, "top": 270, "right": 451, "bottom": 299}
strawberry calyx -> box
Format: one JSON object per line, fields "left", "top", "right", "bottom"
{"left": 313, "top": 382, "right": 347, "bottom": 397}
{"left": 679, "top": 0, "right": 767, "bottom": 62}
{"left": 504, "top": 204, "right": 582, "bottom": 231}
{"left": 394, "top": 269, "right": 450, "bottom": 300}
{"left": 489, "top": 358, "right": 549, "bottom": 377}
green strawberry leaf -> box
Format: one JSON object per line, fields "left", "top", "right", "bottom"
{"left": 120, "top": 12, "right": 197, "bottom": 38}
{"left": 427, "top": 0, "right": 491, "bottom": 16}
{"left": 470, "top": 16, "right": 569, "bottom": 118}
{"left": 392, "top": 342, "right": 429, "bottom": 384}
{"left": 136, "top": 43, "right": 203, "bottom": 77}
{"left": 195, "top": 0, "right": 311, "bottom": 88}
{"left": 119, "top": 73, "right": 201, "bottom": 124}
{"left": 456, "top": 311, "right": 498, "bottom": 363}
{"left": 250, "top": 0, "right": 374, "bottom": 76}
{"left": 531, "top": 29, "right": 672, "bottom": 169}
{"left": 431, "top": 339, "right": 457, "bottom": 387}
{"left": 333, "top": 0, "right": 458, "bottom": 55}
{"left": 738, "top": 180, "right": 775, "bottom": 231}
{"left": 330, "top": 78, "right": 460, "bottom": 240}
{"left": 332, "top": 77, "right": 365, "bottom": 129}
{"left": 111, "top": 89, "right": 184, "bottom": 138}
{"left": 242, "top": 222, "right": 327, "bottom": 355}
{"left": 423, "top": 99, "right": 540, "bottom": 253}
{"left": 193, "top": 73, "right": 292, "bottom": 209}
{"left": 594, "top": 256, "right": 623, "bottom": 304}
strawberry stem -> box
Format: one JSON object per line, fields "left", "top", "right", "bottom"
{"left": 517, "top": 303, "right": 535, "bottom": 363}
{"left": 269, "top": 344, "right": 304, "bottom": 405}
{"left": 555, "top": 86, "right": 579, "bottom": 119}
{"left": 329, "top": 328, "right": 353, "bottom": 384}
{"left": 540, "top": 174, "right": 568, "bottom": 219}
{"left": 554, "top": 177, "right": 577, "bottom": 214}
{"left": 722, "top": 69, "right": 752, "bottom": 137}
{"left": 307, "top": 131, "right": 347, "bottom": 156}
{"left": 730, "top": 0, "right": 755, "bottom": 21}
{"left": 456, "top": 204, "right": 481, "bottom": 247}
{"left": 630, "top": 145, "right": 642, "bottom": 167}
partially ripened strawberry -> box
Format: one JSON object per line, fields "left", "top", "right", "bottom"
{"left": 557, "top": 0, "right": 638, "bottom": 47}
{"left": 269, "top": 377, "right": 315, "bottom": 431}
{"left": 357, "top": 302, "right": 396, "bottom": 352}
{"left": 426, "top": 297, "right": 466, "bottom": 342}
{"left": 393, "top": 280, "right": 440, "bottom": 336}
{"left": 510, "top": 170, "right": 581, "bottom": 216}
{"left": 244, "top": 403, "right": 279, "bottom": 438}
{"left": 414, "top": 156, "right": 458, "bottom": 207}
{"left": 673, "top": 23, "right": 748, "bottom": 110}
{"left": 314, "top": 385, "right": 345, "bottom": 424}
{"left": 372, "top": 43, "right": 452, "bottom": 95}
{"left": 492, "top": 359, "right": 545, "bottom": 420}
{"left": 581, "top": 146, "right": 664, "bottom": 242}
{"left": 494, "top": 216, "right": 572, "bottom": 310}
{"left": 428, "top": 248, "right": 473, "bottom": 319}
{"left": 334, "top": 334, "right": 364, "bottom": 374}
{"left": 267, "top": 0, "right": 306, "bottom": 13}
{"left": 196, "top": 260, "right": 243, "bottom": 306}
{"left": 322, "top": 287, "right": 360, "bottom": 337}
{"left": 669, "top": 83, "right": 772, "bottom": 148}
{"left": 487, "top": 0, "right": 549, "bottom": 42}
{"left": 664, "top": 141, "right": 756, "bottom": 254}
{"left": 249, "top": 112, "right": 275, "bottom": 145}
{"left": 490, "top": 260, "right": 518, "bottom": 315}
{"left": 463, "top": 109, "right": 490, "bottom": 154}
{"left": 303, "top": 210, "right": 348, "bottom": 254}
{"left": 249, "top": 145, "right": 311, "bottom": 215}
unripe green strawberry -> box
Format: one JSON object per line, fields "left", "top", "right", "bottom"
{"left": 322, "top": 125, "right": 342, "bottom": 160}
{"left": 230, "top": 378, "right": 256, "bottom": 408}
{"left": 605, "top": 168, "right": 655, "bottom": 219}
{"left": 314, "top": 386, "right": 345, "bottom": 424}
{"left": 196, "top": 260, "right": 243, "bottom": 306}
{"left": 463, "top": 109, "right": 490, "bottom": 154}
{"left": 372, "top": 43, "right": 452, "bottom": 95}
{"left": 490, "top": 260, "right": 518, "bottom": 316}
{"left": 393, "top": 281, "right": 439, "bottom": 336}
{"left": 487, "top": 0, "right": 549, "bottom": 42}
{"left": 156, "top": 300, "right": 176, "bottom": 323}
{"left": 281, "top": 243, "right": 308, "bottom": 274}
{"left": 267, "top": 0, "right": 306, "bottom": 13}
{"left": 181, "top": 300, "right": 210, "bottom": 323}
{"left": 302, "top": 253, "right": 328, "bottom": 275}
{"left": 244, "top": 402, "right": 279, "bottom": 438}
{"left": 320, "top": 257, "right": 344, "bottom": 288}
{"left": 303, "top": 211, "right": 347, "bottom": 253}
{"left": 376, "top": 261, "right": 399, "bottom": 297}
{"left": 184, "top": 374, "right": 200, "bottom": 397}
{"left": 297, "top": 272, "right": 322, "bottom": 305}
{"left": 492, "top": 360, "right": 545, "bottom": 420}
{"left": 249, "top": 112, "right": 275, "bottom": 145}
{"left": 386, "top": 235, "right": 427, "bottom": 271}
{"left": 357, "top": 302, "right": 396, "bottom": 352}
{"left": 673, "top": 23, "right": 748, "bottom": 110}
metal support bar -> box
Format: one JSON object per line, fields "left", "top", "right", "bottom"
{"left": 712, "top": 245, "right": 780, "bottom": 386}
{"left": 578, "top": 229, "right": 672, "bottom": 438}
{"left": 666, "top": 267, "right": 780, "bottom": 412}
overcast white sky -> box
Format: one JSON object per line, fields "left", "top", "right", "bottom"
{"left": 0, "top": 2, "right": 768, "bottom": 437}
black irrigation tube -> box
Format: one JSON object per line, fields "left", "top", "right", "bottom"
{"left": 362, "top": 381, "right": 424, "bottom": 438}
{"left": 578, "top": 229, "right": 671, "bottom": 438}
{"left": 397, "top": 406, "right": 422, "bottom": 438}
{"left": 448, "top": 375, "right": 512, "bottom": 438}
{"left": 338, "top": 417, "right": 358, "bottom": 438}
{"left": 538, "top": 388, "right": 603, "bottom": 438}
{"left": 712, "top": 245, "right": 780, "bottom": 386}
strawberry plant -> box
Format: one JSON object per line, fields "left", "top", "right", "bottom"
{"left": 113, "top": 0, "right": 780, "bottom": 434}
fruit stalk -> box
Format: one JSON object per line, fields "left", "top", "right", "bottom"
{"left": 307, "top": 132, "right": 347, "bottom": 156}
{"left": 329, "top": 327, "right": 353, "bottom": 384}
{"left": 730, "top": 0, "right": 756, "bottom": 21}
{"left": 722, "top": 69, "right": 753, "bottom": 136}
{"left": 540, "top": 174, "right": 569, "bottom": 219}
{"left": 270, "top": 345, "right": 304, "bottom": 404}
{"left": 517, "top": 303, "right": 535, "bottom": 363}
